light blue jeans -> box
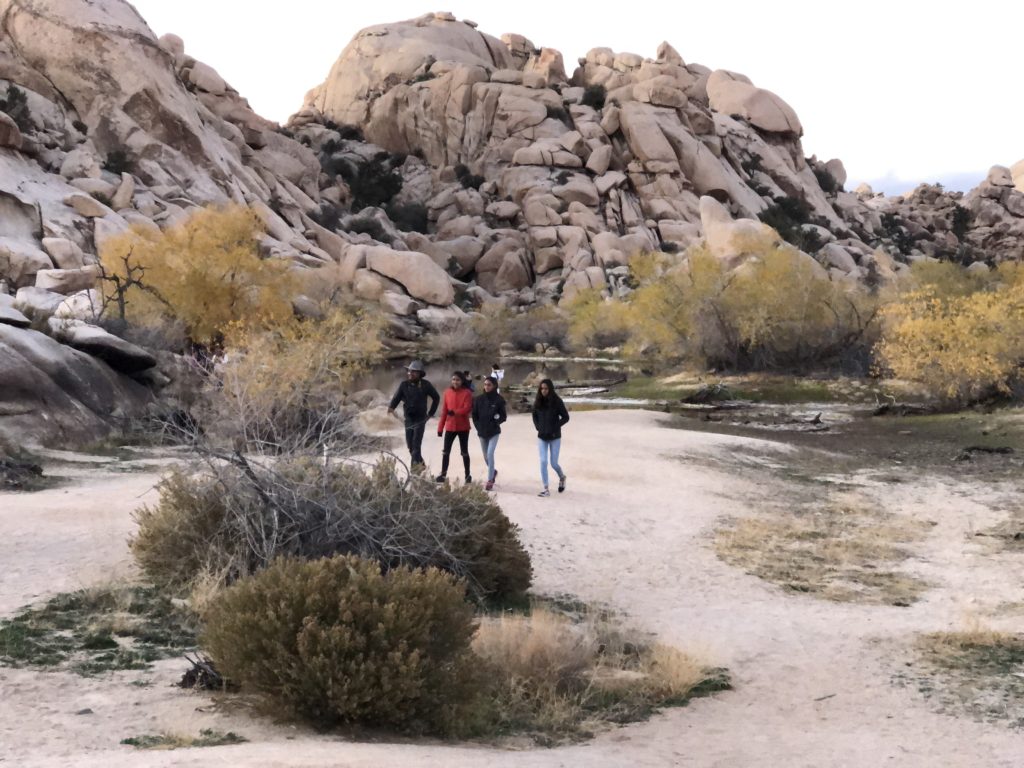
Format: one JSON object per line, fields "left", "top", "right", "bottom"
{"left": 538, "top": 438, "right": 564, "bottom": 488}
{"left": 479, "top": 435, "right": 500, "bottom": 482}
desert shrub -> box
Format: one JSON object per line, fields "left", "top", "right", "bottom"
{"left": 340, "top": 155, "right": 403, "bottom": 210}
{"left": 131, "top": 471, "right": 235, "bottom": 591}
{"left": 626, "top": 238, "right": 881, "bottom": 369}
{"left": 452, "top": 162, "right": 485, "bottom": 190}
{"left": 876, "top": 262, "right": 1024, "bottom": 404}
{"left": 204, "top": 306, "right": 385, "bottom": 451}
{"left": 564, "top": 288, "right": 632, "bottom": 350}
{"left": 812, "top": 166, "right": 838, "bottom": 194}
{"left": 546, "top": 104, "right": 570, "bottom": 124}
{"left": 335, "top": 124, "right": 364, "bottom": 141}
{"left": 952, "top": 204, "right": 972, "bottom": 241}
{"left": 104, "top": 149, "right": 132, "bottom": 175}
{"left": 878, "top": 212, "right": 916, "bottom": 256}
{"left": 202, "top": 555, "right": 483, "bottom": 734}
{"left": 310, "top": 202, "right": 342, "bottom": 231}
{"left": 384, "top": 201, "right": 428, "bottom": 233}
{"left": 758, "top": 196, "right": 825, "bottom": 253}
{"left": 581, "top": 84, "right": 607, "bottom": 110}
{"left": 131, "top": 458, "right": 532, "bottom": 605}
{"left": 98, "top": 205, "right": 295, "bottom": 347}
{"left": 344, "top": 214, "right": 391, "bottom": 243}
{"left": 0, "top": 84, "right": 31, "bottom": 132}
{"left": 517, "top": 305, "right": 570, "bottom": 350}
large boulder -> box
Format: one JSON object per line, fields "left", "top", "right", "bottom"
{"left": 0, "top": 323, "right": 151, "bottom": 445}
{"left": 47, "top": 318, "right": 157, "bottom": 374}
{"left": 365, "top": 246, "right": 456, "bottom": 306}
{"left": 706, "top": 70, "right": 802, "bottom": 135}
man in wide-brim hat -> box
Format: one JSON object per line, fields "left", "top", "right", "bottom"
{"left": 387, "top": 360, "right": 440, "bottom": 471}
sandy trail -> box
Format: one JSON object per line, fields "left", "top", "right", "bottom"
{"left": 1, "top": 410, "right": 1022, "bottom": 767}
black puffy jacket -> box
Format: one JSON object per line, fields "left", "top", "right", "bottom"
{"left": 472, "top": 391, "right": 507, "bottom": 439}
{"left": 532, "top": 396, "right": 570, "bottom": 441}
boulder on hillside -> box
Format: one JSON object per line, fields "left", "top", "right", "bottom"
{"left": 364, "top": 246, "right": 456, "bottom": 306}
{"left": 0, "top": 323, "right": 151, "bottom": 445}
{"left": 47, "top": 318, "right": 157, "bottom": 374}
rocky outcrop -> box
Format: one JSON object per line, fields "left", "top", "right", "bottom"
{"left": 0, "top": 323, "right": 151, "bottom": 445}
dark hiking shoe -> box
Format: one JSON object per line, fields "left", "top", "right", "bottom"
{"left": 558, "top": 475, "right": 567, "bottom": 493}
{"left": 538, "top": 488, "right": 550, "bottom": 497}
{"left": 435, "top": 474, "right": 447, "bottom": 483}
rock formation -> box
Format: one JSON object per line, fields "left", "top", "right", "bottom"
{"left": 0, "top": 3, "right": 1020, "bottom": 443}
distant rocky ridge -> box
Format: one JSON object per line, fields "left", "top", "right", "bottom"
{"left": 0, "top": 2, "right": 1022, "bottom": 445}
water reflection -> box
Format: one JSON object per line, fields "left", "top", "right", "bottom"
{"left": 352, "top": 356, "right": 630, "bottom": 395}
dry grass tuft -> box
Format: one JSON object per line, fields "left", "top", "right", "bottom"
{"left": 905, "top": 624, "right": 1024, "bottom": 727}
{"left": 472, "top": 606, "right": 727, "bottom": 741}
{"left": 715, "top": 495, "right": 931, "bottom": 606}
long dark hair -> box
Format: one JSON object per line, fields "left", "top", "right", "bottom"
{"left": 533, "top": 378, "right": 558, "bottom": 410}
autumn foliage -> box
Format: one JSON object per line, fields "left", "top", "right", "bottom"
{"left": 99, "top": 205, "right": 295, "bottom": 346}
{"left": 876, "top": 262, "right": 1024, "bottom": 403}
{"left": 571, "top": 237, "right": 882, "bottom": 370}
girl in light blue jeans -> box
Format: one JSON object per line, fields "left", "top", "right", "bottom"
{"left": 471, "top": 376, "right": 507, "bottom": 491}
{"left": 531, "top": 379, "right": 570, "bottom": 497}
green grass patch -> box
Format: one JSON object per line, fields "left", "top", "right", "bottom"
{"left": 121, "top": 729, "right": 247, "bottom": 750}
{"left": 0, "top": 584, "right": 197, "bottom": 675}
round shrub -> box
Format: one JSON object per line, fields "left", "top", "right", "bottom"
{"left": 132, "top": 459, "right": 532, "bottom": 606}
{"left": 201, "top": 555, "right": 483, "bottom": 734}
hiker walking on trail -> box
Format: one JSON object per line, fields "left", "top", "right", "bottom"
{"left": 472, "top": 375, "right": 507, "bottom": 491}
{"left": 532, "top": 378, "right": 570, "bottom": 497}
{"left": 387, "top": 360, "right": 439, "bottom": 471}
{"left": 436, "top": 371, "right": 474, "bottom": 484}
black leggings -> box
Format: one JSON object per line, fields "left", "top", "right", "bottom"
{"left": 441, "top": 430, "right": 470, "bottom": 478}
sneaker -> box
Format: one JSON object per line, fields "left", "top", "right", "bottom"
{"left": 435, "top": 474, "right": 447, "bottom": 483}
{"left": 558, "top": 475, "right": 567, "bottom": 493}
{"left": 465, "top": 475, "right": 473, "bottom": 484}
{"left": 538, "top": 488, "right": 550, "bottom": 497}
{"left": 484, "top": 479, "right": 494, "bottom": 491}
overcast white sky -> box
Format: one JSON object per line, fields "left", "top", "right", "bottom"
{"left": 131, "top": 1, "right": 1022, "bottom": 194}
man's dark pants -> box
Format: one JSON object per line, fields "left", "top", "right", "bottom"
{"left": 405, "top": 421, "right": 426, "bottom": 465}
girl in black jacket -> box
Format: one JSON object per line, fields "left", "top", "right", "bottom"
{"left": 471, "top": 376, "right": 507, "bottom": 491}
{"left": 531, "top": 378, "right": 569, "bottom": 497}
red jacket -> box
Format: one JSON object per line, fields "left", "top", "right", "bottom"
{"left": 437, "top": 387, "right": 473, "bottom": 433}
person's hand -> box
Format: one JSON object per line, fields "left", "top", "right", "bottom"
{"left": 437, "top": 430, "right": 442, "bottom": 437}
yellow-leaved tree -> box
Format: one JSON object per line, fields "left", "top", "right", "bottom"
{"left": 876, "top": 262, "right": 1024, "bottom": 403}
{"left": 624, "top": 234, "right": 881, "bottom": 368}
{"left": 564, "top": 288, "right": 631, "bottom": 351}
{"left": 99, "top": 205, "right": 295, "bottom": 347}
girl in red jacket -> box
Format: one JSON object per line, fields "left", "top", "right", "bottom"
{"left": 436, "top": 371, "right": 474, "bottom": 483}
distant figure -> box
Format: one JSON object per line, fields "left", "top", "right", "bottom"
{"left": 532, "top": 378, "right": 570, "bottom": 497}
{"left": 491, "top": 362, "right": 505, "bottom": 392}
{"left": 387, "top": 360, "right": 439, "bottom": 471}
{"left": 472, "top": 375, "right": 507, "bottom": 491}
{"left": 436, "top": 371, "right": 473, "bottom": 484}
{"left": 462, "top": 370, "right": 475, "bottom": 393}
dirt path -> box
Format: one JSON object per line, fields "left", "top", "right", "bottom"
{"left": 1, "top": 410, "right": 1022, "bottom": 767}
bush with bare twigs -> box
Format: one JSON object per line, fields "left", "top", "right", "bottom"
{"left": 131, "top": 458, "right": 532, "bottom": 606}
{"left": 202, "top": 555, "right": 484, "bottom": 735}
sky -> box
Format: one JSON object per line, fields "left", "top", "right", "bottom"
{"left": 130, "top": 1, "right": 1023, "bottom": 195}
